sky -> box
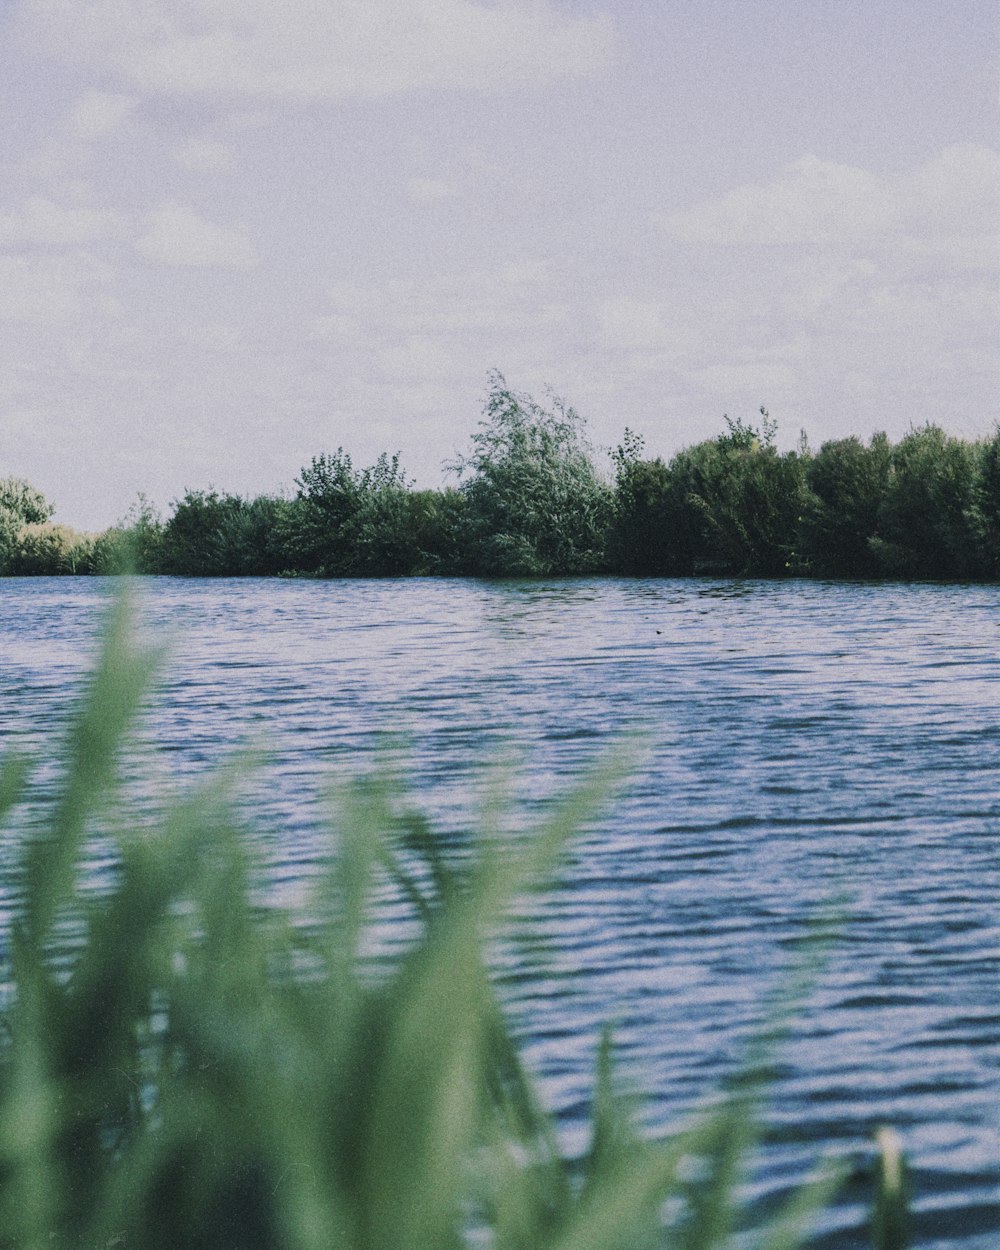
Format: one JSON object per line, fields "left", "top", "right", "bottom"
{"left": 1, "top": 0, "right": 998, "bottom": 530}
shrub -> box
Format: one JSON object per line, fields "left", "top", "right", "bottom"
{"left": 801, "top": 434, "right": 892, "bottom": 577}
{"left": 292, "top": 450, "right": 417, "bottom": 576}
{"left": 0, "top": 477, "right": 56, "bottom": 573}
{"left": 871, "top": 425, "right": 982, "bottom": 579}
{"left": 455, "top": 371, "right": 612, "bottom": 576}
{"left": 0, "top": 596, "right": 909, "bottom": 1250}
{"left": 657, "top": 413, "right": 807, "bottom": 576}
{"left": 158, "top": 490, "right": 296, "bottom": 577}
{"left": 405, "top": 488, "right": 468, "bottom": 575}
{"left": 2, "top": 522, "right": 100, "bottom": 575}
{"left": 0, "top": 477, "right": 53, "bottom": 526}
{"left": 607, "top": 430, "right": 675, "bottom": 575}
{"left": 970, "top": 428, "right": 1000, "bottom": 579}
{"left": 92, "top": 495, "right": 166, "bottom": 575}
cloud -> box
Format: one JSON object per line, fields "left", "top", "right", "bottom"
{"left": 643, "top": 144, "right": 1000, "bottom": 416}
{"left": 310, "top": 260, "right": 565, "bottom": 358}
{"left": 0, "top": 251, "right": 115, "bottom": 324}
{"left": 596, "top": 298, "right": 677, "bottom": 353}
{"left": 17, "top": 0, "right": 615, "bottom": 101}
{"left": 657, "top": 144, "right": 1000, "bottom": 259}
{"left": 65, "top": 90, "right": 138, "bottom": 140}
{"left": 0, "top": 197, "right": 124, "bottom": 247}
{"left": 172, "top": 137, "right": 238, "bottom": 173}
{"left": 657, "top": 155, "right": 887, "bottom": 247}
{"left": 134, "top": 203, "right": 257, "bottom": 268}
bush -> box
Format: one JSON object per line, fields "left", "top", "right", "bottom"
{"left": 455, "top": 371, "right": 612, "bottom": 576}
{"left": 291, "top": 450, "right": 417, "bottom": 576}
{"left": 405, "top": 488, "right": 468, "bottom": 575}
{"left": 0, "top": 596, "right": 910, "bottom": 1250}
{"left": 871, "top": 425, "right": 982, "bottom": 579}
{"left": 607, "top": 431, "right": 674, "bottom": 575}
{"left": 92, "top": 495, "right": 166, "bottom": 575}
{"left": 801, "top": 435, "right": 891, "bottom": 577}
{"left": 0, "top": 477, "right": 56, "bottom": 573}
{"left": 653, "top": 414, "right": 806, "bottom": 576}
{"left": 2, "top": 523, "right": 100, "bottom": 575}
{"left": 158, "top": 490, "right": 296, "bottom": 577}
{"left": 0, "top": 477, "right": 53, "bottom": 526}
{"left": 970, "top": 428, "right": 1000, "bottom": 579}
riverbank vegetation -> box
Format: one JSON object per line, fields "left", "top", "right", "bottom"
{"left": 0, "top": 598, "right": 909, "bottom": 1249}
{"left": 4, "top": 371, "right": 998, "bottom": 580}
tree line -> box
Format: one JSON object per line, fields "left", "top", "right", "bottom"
{"left": 3, "top": 370, "right": 999, "bottom": 581}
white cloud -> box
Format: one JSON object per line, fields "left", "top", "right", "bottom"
{"left": 172, "top": 137, "right": 238, "bottom": 173}
{"left": 17, "top": 0, "right": 615, "bottom": 100}
{"left": 65, "top": 90, "right": 138, "bottom": 140}
{"left": 644, "top": 145, "right": 1000, "bottom": 417}
{"left": 134, "top": 203, "right": 258, "bottom": 268}
{"left": 312, "top": 260, "right": 561, "bottom": 346}
{"left": 0, "top": 251, "right": 115, "bottom": 324}
{"left": 657, "top": 145, "right": 1000, "bottom": 262}
{"left": 658, "top": 155, "right": 889, "bottom": 247}
{"left": 0, "top": 197, "right": 124, "bottom": 247}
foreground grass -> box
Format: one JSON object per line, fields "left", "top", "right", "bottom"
{"left": 0, "top": 596, "right": 907, "bottom": 1249}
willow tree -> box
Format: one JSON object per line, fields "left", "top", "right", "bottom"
{"left": 454, "top": 371, "right": 611, "bottom": 576}
{"left": 0, "top": 476, "right": 55, "bottom": 572}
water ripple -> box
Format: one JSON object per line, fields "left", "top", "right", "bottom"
{"left": 0, "top": 575, "right": 997, "bottom": 1248}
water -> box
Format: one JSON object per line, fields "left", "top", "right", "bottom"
{"left": 1, "top": 575, "right": 997, "bottom": 1248}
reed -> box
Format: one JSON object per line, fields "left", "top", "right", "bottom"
{"left": 0, "top": 594, "right": 906, "bottom": 1249}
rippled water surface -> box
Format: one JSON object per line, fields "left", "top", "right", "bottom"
{"left": 1, "top": 576, "right": 998, "bottom": 1248}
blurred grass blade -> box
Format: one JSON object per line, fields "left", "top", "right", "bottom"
{"left": 0, "top": 592, "right": 876, "bottom": 1250}
{"left": 755, "top": 1159, "right": 848, "bottom": 1250}
{"left": 21, "top": 591, "right": 162, "bottom": 946}
{"left": 872, "top": 1127, "right": 909, "bottom": 1250}
{"left": 0, "top": 753, "right": 30, "bottom": 824}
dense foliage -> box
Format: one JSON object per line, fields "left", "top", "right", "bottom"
{"left": 4, "top": 377, "right": 999, "bottom": 580}
{"left": 452, "top": 370, "right": 612, "bottom": 576}
{"left": 0, "top": 598, "right": 908, "bottom": 1249}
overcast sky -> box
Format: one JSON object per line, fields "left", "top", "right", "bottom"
{"left": 2, "top": 0, "right": 998, "bottom": 529}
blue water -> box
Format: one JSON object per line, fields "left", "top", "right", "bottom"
{"left": 1, "top": 575, "right": 997, "bottom": 1248}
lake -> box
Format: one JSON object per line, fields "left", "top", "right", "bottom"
{"left": 1, "top": 575, "right": 997, "bottom": 1248}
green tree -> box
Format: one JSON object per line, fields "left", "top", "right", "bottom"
{"left": 607, "top": 430, "right": 674, "bottom": 574}
{"left": 871, "top": 424, "right": 981, "bottom": 579}
{"left": 455, "top": 370, "right": 611, "bottom": 576}
{"left": 93, "top": 495, "right": 166, "bottom": 574}
{"left": 0, "top": 477, "right": 53, "bottom": 525}
{"left": 0, "top": 477, "right": 56, "bottom": 572}
{"left": 801, "top": 434, "right": 891, "bottom": 577}
{"left": 159, "top": 490, "right": 296, "bottom": 577}
{"left": 405, "top": 488, "right": 468, "bottom": 576}
{"left": 970, "top": 427, "right": 1000, "bottom": 579}
{"left": 659, "top": 411, "right": 806, "bottom": 576}
{"left": 292, "top": 449, "right": 416, "bottom": 576}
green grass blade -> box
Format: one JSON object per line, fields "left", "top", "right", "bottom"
{"left": 21, "top": 591, "right": 162, "bottom": 947}
{"left": 872, "top": 1127, "right": 909, "bottom": 1250}
{"left": 754, "top": 1158, "right": 848, "bottom": 1250}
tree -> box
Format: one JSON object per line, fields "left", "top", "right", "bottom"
{"left": 0, "top": 477, "right": 55, "bottom": 572}
{"left": 801, "top": 434, "right": 891, "bottom": 577}
{"left": 657, "top": 411, "right": 807, "bottom": 576}
{"left": 0, "top": 477, "right": 54, "bottom": 526}
{"left": 971, "top": 428, "right": 1000, "bottom": 579}
{"left": 607, "top": 430, "right": 673, "bottom": 574}
{"left": 871, "top": 425, "right": 981, "bottom": 579}
{"left": 292, "top": 449, "right": 416, "bottom": 576}
{"left": 454, "top": 371, "right": 611, "bottom": 576}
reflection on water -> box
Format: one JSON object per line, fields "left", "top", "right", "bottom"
{"left": 0, "top": 575, "right": 998, "bottom": 1249}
